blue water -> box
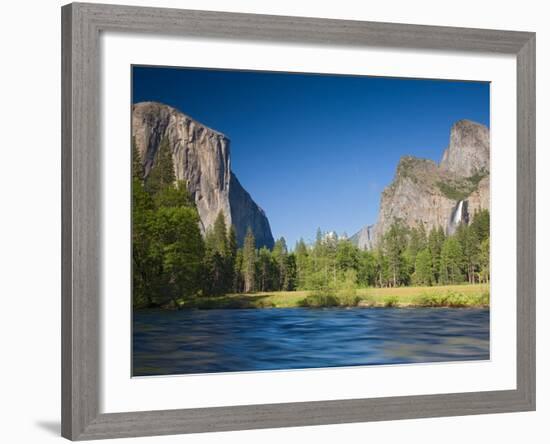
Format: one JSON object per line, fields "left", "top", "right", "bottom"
{"left": 132, "top": 307, "right": 489, "bottom": 376}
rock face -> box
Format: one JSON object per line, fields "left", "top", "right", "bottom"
{"left": 440, "top": 120, "right": 490, "bottom": 176}
{"left": 132, "top": 101, "right": 274, "bottom": 248}
{"left": 228, "top": 175, "right": 274, "bottom": 251}
{"left": 351, "top": 120, "right": 490, "bottom": 250}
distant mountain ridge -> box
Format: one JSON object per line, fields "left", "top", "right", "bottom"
{"left": 132, "top": 101, "right": 274, "bottom": 249}
{"left": 351, "top": 120, "right": 490, "bottom": 250}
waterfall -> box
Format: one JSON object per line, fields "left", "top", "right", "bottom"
{"left": 453, "top": 200, "right": 464, "bottom": 225}
{"left": 448, "top": 200, "right": 469, "bottom": 235}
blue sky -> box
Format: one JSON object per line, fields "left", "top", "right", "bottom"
{"left": 133, "top": 66, "right": 489, "bottom": 248}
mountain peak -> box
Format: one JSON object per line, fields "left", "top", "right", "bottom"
{"left": 133, "top": 101, "right": 227, "bottom": 138}
{"left": 351, "top": 119, "right": 490, "bottom": 250}
{"left": 132, "top": 101, "right": 274, "bottom": 248}
{"left": 396, "top": 156, "right": 438, "bottom": 176}
{"left": 440, "top": 119, "right": 490, "bottom": 177}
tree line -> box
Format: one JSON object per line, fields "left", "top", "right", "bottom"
{"left": 363, "top": 211, "right": 490, "bottom": 288}
{"left": 132, "top": 137, "right": 490, "bottom": 309}
{"left": 244, "top": 207, "right": 489, "bottom": 297}
{"left": 131, "top": 137, "right": 297, "bottom": 308}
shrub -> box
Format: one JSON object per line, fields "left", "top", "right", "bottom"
{"left": 446, "top": 291, "right": 469, "bottom": 307}
{"left": 418, "top": 290, "right": 489, "bottom": 308}
{"left": 384, "top": 295, "right": 399, "bottom": 307}
{"left": 300, "top": 269, "right": 360, "bottom": 307}
{"left": 335, "top": 270, "right": 360, "bottom": 306}
{"left": 474, "top": 291, "right": 490, "bottom": 307}
{"left": 437, "top": 171, "right": 488, "bottom": 201}
{"left": 299, "top": 292, "right": 340, "bottom": 307}
{"left": 337, "top": 292, "right": 361, "bottom": 307}
{"left": 418, "top": 292, "right": 443, "bottom": 307}
{"left": 436, "top": 181, "right": 469, "bottom": 201}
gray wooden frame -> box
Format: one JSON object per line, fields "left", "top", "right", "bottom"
{"left": 61, "top": 2, "right": 536, "bottom": 440}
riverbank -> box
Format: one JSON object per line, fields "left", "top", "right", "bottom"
{"left": 177, "top": 284, "right": 489, "bottom": 309}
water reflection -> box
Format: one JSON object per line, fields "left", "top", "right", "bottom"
{"left": 133, "top": 307, "right": 489, "bottom": 376}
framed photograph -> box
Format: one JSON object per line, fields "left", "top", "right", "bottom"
{"left": 61, "top": 2, "right": 536, "bottom": 440}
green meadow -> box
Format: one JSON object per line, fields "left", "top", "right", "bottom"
{"left": 181, "top": 283, "right": 489, "bottom": 309}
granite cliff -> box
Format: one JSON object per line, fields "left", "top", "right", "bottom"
{"left": 351, "top": 120, "right": 490, "bottom": 250}
{"left": 440, "top": 119, "right": 490, "bottom": 177}
{"left": 132, "top": 101, "right": 274, "bottom": 248}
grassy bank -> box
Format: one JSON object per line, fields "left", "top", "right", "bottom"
{"left": 180, "top": 284, "right": 489, "bottom": 309}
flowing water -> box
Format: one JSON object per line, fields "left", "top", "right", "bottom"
{"left": 133, "top": 307, "right": 489, "bottom": 376}
{"left": 448, "top": 199, "right": 471, "bottom": 235}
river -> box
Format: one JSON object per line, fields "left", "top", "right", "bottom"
{"left": 133, "top": 307, "right": 489, "bottom": 376}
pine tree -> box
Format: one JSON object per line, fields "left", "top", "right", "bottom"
{"left": 312, "top": 228, "right": 328, "bottom": 285}
{"left": 383, "top": 221, "right": 408, "bottom": 287}
{"left": 212, "top": 211, "right": 229, "bottom": 256}
{"left": 374, "top": 249, "right": 390, "bottom": 287}
{"left": 228, "top": 225, "right": 238, "bottom": 259}
{"left": 257, "top": 247, "right": 275, "bottom": 291}
{"left": 315, "top": 228, "right": 323, "bottom": 245}
{"left": 417, "top": 223, "right": 428, "bottom": 250}
{"left": 428, "top": 226, "right": 445, "bottom": 284}
{"left": 131, "top": 142, "right": 202, "bottom": 308}
{"left": 357, "top": 250, "right": 376, "bottom": 287}
{"left": 149, "top": 206, "right": 205, "bottom": 307}
{"left": 471, "top": 209, "right": 490, "bottom": 242}
{"left": 233, "top": 249, "right": 244, "bottom": 292}
{"left": 132, "top": 176, "right": 155, "bottom": 308}
{"left": 414, "top": 248, "right": 433, "bottom": 286}
{"left": 407, "top": 224, "right": 427, "bottom": 267}
{"left": 242, "top": 227, "right": 256, "bottom": 293}
{"left": 479, "top": 238, "right": 490, "bottom": 283}
{"left": 456, "top": 224, "right": 480, "bottom": 284}
{"left": 154, "top": 180, "right": 194, "bottom": 209}
{"left": 203, "top": 212, "right": 232, "bottom": 295}
{"left": 145, "top": 136, "right": 175, "bottom": 196}
{"left": 285, "top": 253, "right": 297, "bottom": 291}
{"left": 294, "top": 238, "right": 309, "bottom": 290}
{"left": 336, "top": 240, "right": 359, "bottom": 277}
{"left": 439, "top": 237, "right": 463, "bottom": 284}
{"left": 272, "top": 237, "right": 289, "bottom": 290}
{"left": 227, "top": 225, "right": 238, "bottom": 292}
{"left": 132, "top": 136, "right": 143, "bottom": 181}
